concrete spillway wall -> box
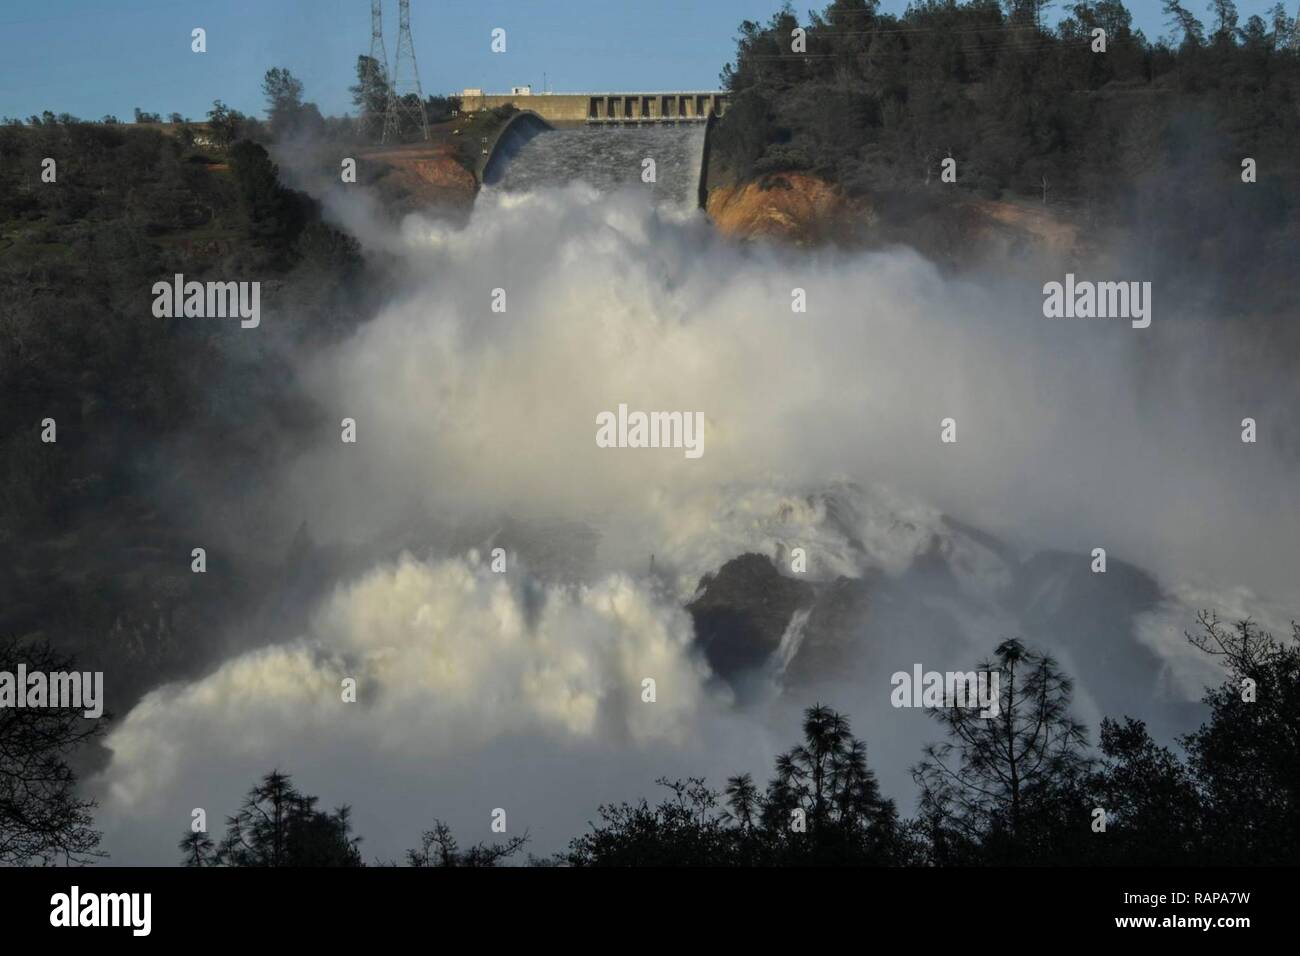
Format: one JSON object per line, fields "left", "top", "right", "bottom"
{"left": 698, "top": 111, "right": 719, "bottom": 211}
{"left": 479, "top": 110, "right": 555, "bottom": 184}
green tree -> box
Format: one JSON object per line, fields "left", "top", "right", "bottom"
{"left": 229, "top": 139, "right": 312, "bottom": 242}
{"left": 206, "top": 99, "right": 244, "bottom": 146}
{"left": 0, "top": 638, "right": 107, "bottom": 865}
{"left": 1181, "top": 613, "right": 1300, "bottom": 863}
{"left": 1164, "top": 0, "right": 1207, "bottom": 46}
{"left": 567, "top": 777, "right": 737, "bottom": 866}
{"left": 262, "top": 67, "right": 305, "bottom": 135}
{"left": 406, "top": 820, "right": 528, "bottom": 867}
{"left": 178, "top": 830, "right": 216, "bottom": 866}
{"left": 722, "top": 773, "right": 761, "bottom": 831}
{"left": 568, "top": 706, "right": 908, "bottom": 865}
{"left": 207, "top": 770, "right": 362, "bottom": 867}
{"left": 1091, "top": 717, "right": 1203, "bottom": 864}
{"left": 1207, "top": 0, "right": 1240, "bottom": 43}
{"left": 913, "top": 639, "right": 1092, "bottom": 864}
{"left": 1270, "top": 3, "right": 1298, "bottom": 48}
{"left": 761, "top": 704, "right": 906, "bottom": 863}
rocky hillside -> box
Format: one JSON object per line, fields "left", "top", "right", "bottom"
{"left": 360, "top": 144, "right": 478, "bottom": 218}
{"left": 703, "top": 163, "right": 1087, "bottom": 264}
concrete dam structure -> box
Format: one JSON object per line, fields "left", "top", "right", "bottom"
{"left": 461, "top": 89, "right": 729, "bottom": 125}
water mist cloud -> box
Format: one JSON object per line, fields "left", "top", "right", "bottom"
{"left": 91, "top": 180, "right": 1298, "bottom": 863}
{"left": 293, "top": 184, "right": 1297, "bottom": 595}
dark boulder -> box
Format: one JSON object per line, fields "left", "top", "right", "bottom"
{"left": 687, "top": 553, "right": 814, "bottom": 679}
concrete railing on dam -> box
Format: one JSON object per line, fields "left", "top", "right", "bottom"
{"left": 461, "top": 91, "right": 729, "bottom": 126}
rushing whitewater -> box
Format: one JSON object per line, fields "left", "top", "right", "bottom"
{"left": 487, "top": 124, "right": 706, "bottom": 207}
{"left": 87, "top": 129, "right": 1300, "bottom": 864}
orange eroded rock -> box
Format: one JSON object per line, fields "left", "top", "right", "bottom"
{"left": 706, "top": 173, "right": 863, "bottom": 244}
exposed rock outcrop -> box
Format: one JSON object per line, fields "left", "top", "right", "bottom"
{"left": 361, "top": 145, "right": 478, "bottom": 218}
{"left": 704, "top": 169, "right": 1087, "bottom": 263}
{"left": 705, "top": 172, "right": 866, "bottom": 244}
{"left": 687, "top": 553, "right": 815, "bottom": 678}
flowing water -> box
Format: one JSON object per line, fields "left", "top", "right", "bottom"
{"left": 486, "top": 124, "right": 707, "bottom": 208}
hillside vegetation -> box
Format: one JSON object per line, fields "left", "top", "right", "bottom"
{"left": 712, "top": 0, "right": 1300, "bottom": 301}
{"left": 0, "top": 122, "right": 368, "bottom": 708}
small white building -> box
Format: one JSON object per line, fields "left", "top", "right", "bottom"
{"left": 510, "top": 85, "right": 532, "bottom": 96}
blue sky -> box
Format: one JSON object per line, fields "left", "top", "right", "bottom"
{"left": 0, "top": 0, "right": 1288, "bottom": 121}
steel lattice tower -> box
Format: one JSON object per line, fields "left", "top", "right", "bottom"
{"left": 362, "top": 0, "right": 390, "bottom": 139}
{"left": 382, "top": 0, "right": 430, "bottom": 143}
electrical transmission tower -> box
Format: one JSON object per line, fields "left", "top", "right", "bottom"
{"left": 362, "top": 0, "right": 390, "bottom": 139}
{"left": 382, "top": 0, "right": 430, "bottom": 144}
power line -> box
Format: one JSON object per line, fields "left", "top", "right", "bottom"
{"left": 382, "top": 0, "right": 429, "bottom": 143}
{"left": 362, "top": 0, "right": 389, "bottom": 139}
